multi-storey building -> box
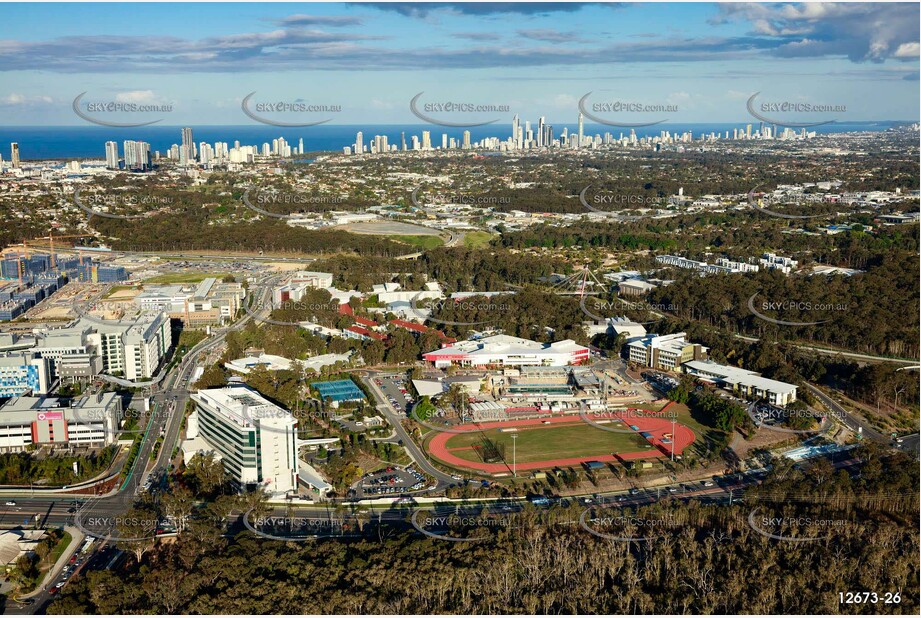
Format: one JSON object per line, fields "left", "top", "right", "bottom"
{"left": 189, "top": 385, "right": 298, "bottom": 495}
{"left": 272, "top": 271, "right": 334, "bottom": 304}
{"left": 135, "top": 278, "right": 245, "bottom": 326}
{"left": 0, "top": 392, "right": 122, "bottom": 452}
{"left": 0, "top": 353, "right": 53, "bottom": 397}
{"left": 683, "top": 360, "right": 797, "bottom": 406}
{"left": 45, "top": 313, "right": 171, "bottom": 381}
{"left": 627, "top": 332, "right": 708, "bottom": 371}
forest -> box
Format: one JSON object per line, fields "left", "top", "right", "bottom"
{"left": 43, "top": 445, "right": 919, "bottom": 615}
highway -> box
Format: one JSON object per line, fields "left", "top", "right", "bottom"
{"left": 239, "top": 450, "right": 872, "bottom": 542}
{"left": 0, "top": 274, "right": 279, "bottom": 614}
{"left": 2, "top": 258, "right": 914, "bottom": 609}
{"left": 731, "top": 334, "right": 918, "bottom": 366}
{"left": 100, "top": 248, "right": 316, "bottom": 265}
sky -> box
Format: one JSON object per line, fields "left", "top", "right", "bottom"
{"left": 0, "top": 1, "right": 918, "bottom": 126}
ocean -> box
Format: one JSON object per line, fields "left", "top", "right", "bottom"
{"left": 0, "top": 122, "right": 907, "bottom": 161}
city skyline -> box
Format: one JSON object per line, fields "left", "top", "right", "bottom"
{"left": 2, "top": 115, "right": 859, "bottom": 166}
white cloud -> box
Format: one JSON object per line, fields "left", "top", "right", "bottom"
{"left": 0, "top": 93, "right": 53, "bottom": 105}
{"left": 114, "top": 90, "right": 160, "bottom": 104}
{"left": 894, "top": 42, "right": 920, "bottom": 59}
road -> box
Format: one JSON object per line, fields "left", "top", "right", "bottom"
{"left": 146, "top": 272, "right": 276, "bottom": 482}
{"left": 896, "top": 433, "right": 920, "bottom": 457}
{"left": 104, "top": 249, "right": 316, "bottom": 264}
{"left": 240, "top": 450, "right": 869, "bottom": 541}
{"left": 2, "top": 261, "right": 912, "bottom": 607}
{"left": 0, "top": 274, "right": 279, "bottom": 614}
{"left": 802, "top": 383, "right": 889, "bottom": 445}
{"left": 732, "top": 334, "right": 917, "bottom": 366}
{"left": 0, "top": 498, "right": 78, "bottom": 530}
{"left": 357, "top": 371, "right": 457, "bottom": 489}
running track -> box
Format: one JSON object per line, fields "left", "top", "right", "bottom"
{"left": 427, "top": 403, "right": 696, "bottom": 474}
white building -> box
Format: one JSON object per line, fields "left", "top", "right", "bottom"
{"left": 189, "top": 385, "right": 298, "bottom": 495}
{"left": 627, "top": 332, "right": 708, "bottom": 371}
{"left": 88, "top": 313, "right": 172, "bottom": 380}
{"left": 225, "top": 352, "right": 352, "bottom": 375}
{"left": 584, "top": 316, "right": 648, "bottom": 340}
{"left": 372, "top": 281, "right": 443, "bottom": 305}
{"left": 715, "top": 258, "right": 759, "bottom": 273}
{"left": 135, "top": 278, "right": 245, "bottom": 325}
{"left": 657, "top": 254, "right": 758, "bottom": 275}
{"left": 683, "top": 359, "right": 798, "bottom": 406}
{"left": 0, "top": 392, "right": 122, "bottom": 452}
{"left": 618, "top": 279, "right": 658, "bottom": 296}
{"left": 32, "top": 313, "right": 171, "bottom": 381}
{"left": 423, "top": 334, "right": 589, "bottom": 368}
{"left": 272, "top": 271, "right": 335, "bottom": 304}
{"left": 31, "top": 327, "right": 101, "bottom": 383}
{"left": 759, "top": 253, "right": 798, "bottom": 275}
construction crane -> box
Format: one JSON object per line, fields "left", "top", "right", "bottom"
{"left": 21, "top": 232, "right": 90, "bottom": 268}
{"left": 23, "top": 231, "right": 92, "bottom": 268}
{"left": 2, "top": 233, "right": 90, "bottom": 282}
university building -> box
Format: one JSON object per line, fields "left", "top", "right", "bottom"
{"left": 189, "top": 385, "right": 298, "bottom": 495}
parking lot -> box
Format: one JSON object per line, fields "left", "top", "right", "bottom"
{"left": 642, "top": 371, "right": 679, "bottom": 395}
{"left": 374, "top": 374, "right": 414, "bottom": 414}
{"left": 352, "top": 466, "right": 426, "bottom": 498}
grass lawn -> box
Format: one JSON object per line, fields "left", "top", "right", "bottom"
{"left": 664, "top": 402, "right": 729, "bottom": 459}
{"left": 102, "top": 285, "right": 134, "bottom": 298}
{"left": 392, "top": 235, "right": 444, "bottom": 250}
{"left": 46, "top": 531, "right": 73, "bottom": 568}
{"left": 462, "top": 231, "right": 496, "bottom": 249}
{"left": 441, "top": 422, "right": 649, "bottom": 464}
{"left": 17, "top": 531, "right": 74, "bottom": 594}
{"left": 143, "top": 272, "right": 231, "bottom": 284}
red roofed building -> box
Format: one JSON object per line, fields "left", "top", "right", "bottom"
{"left": 389, "top": 319, "right": 456, "bottom": 343}
{"left": 344, "top": 326, "right": 387, "bottom": 341}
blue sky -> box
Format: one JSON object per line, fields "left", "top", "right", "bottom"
{"left": 0, "top": 2, "right": 917, "bottom": 125}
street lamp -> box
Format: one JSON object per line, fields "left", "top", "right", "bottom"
{"left": 511, "top": 433, "right": 518, "bottom": 478}
{"left": 670, "top": 412, "right": 677, "bottom": 462}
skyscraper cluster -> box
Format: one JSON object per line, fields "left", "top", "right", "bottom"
{"left": 343, "top": 110, "right": 818, "bottom": 156}
{"left": 345, "top": 112, "right": 588, "bottom": 155}
{"left": 99, "top": 128, "right": 307, "bottom": 170}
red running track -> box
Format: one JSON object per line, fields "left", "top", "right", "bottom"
{"left": 426, "top": 403, "right": 696, "bottom": 474}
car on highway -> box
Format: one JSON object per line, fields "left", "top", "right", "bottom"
{"left": 4, "top": 500, "right": 15, "bottom": 506}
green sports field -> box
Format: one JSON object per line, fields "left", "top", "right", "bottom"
{"left": 143, "top": 272, "right": 232, "bottom": 284}
{"left": 439, "top": 421, "right": 650, "bottom": 464}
